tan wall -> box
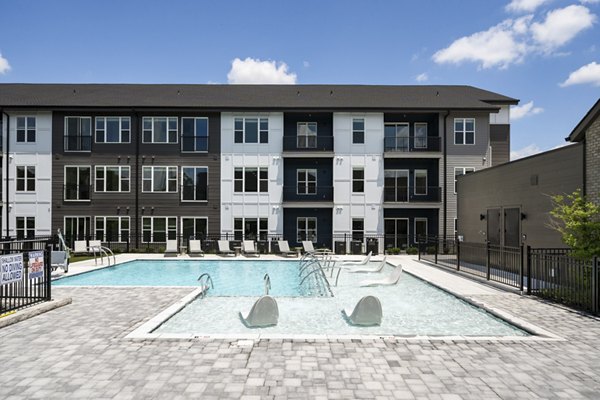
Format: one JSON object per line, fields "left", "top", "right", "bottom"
{"left": 585, "top": 117, "right": 600, "bottom": 207}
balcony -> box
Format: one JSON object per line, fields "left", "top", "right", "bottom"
{"left": 283, "top": 185, "right": 333, "bottom": 202}
{"left": 282, "top": 136, "right": 334, "bottom": 152}
{"left": 384, "top": 136, "right": 441, "bottom": 153}
{"left": 384, "top": 186, "right": 441, "bottom": 203}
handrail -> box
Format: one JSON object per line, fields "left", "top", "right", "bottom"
{"left": 197, "top": 273, "right": 214, "bottom": 298}
{"left": 263, "top": 273, "right": 271, "bottom": 295}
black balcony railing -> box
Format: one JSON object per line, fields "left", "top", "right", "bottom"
{"left": 283, "top": 185, "right": 333, "bottom": 201}
{"left": 63, "top": 184, "right": 92, "bottom": 201}
{"left": 384, "top": 136, "right": 441, "bottom": 152}
{"left": 283, "top": 136, "right": 334, "bottom": 152}
{"left": 383, "top": 186, "right": 441, "bottom": 202}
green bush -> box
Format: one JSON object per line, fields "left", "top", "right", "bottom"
{"left": 387, "top": 247, "right": 401, "bottom": 255}
{"left": 426, "top": 246, "right": 437, "bottom": 254}
{"left": 406, "top": 247, "right": 418, "bottom": 255}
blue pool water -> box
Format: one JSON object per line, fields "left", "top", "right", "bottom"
{"left": 53, "top": 260, "right": 329, "bottom": 297}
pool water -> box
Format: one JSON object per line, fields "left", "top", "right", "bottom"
{"left": 53, "top": 260, "right": 329, "bottom": 297}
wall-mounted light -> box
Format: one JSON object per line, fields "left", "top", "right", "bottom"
{"left": 521, "top": 212, "right": 527, "bottom": 220}
{"left": 8, "top": 154, "right": 14, "bottom": 162}
{"left": 479, "top": 213, "right": 486, "bottom": 220}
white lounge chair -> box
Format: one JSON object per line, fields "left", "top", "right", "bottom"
{"left": 342, "top": 295, "right": 382, "bottom": 326}
{"left": 242, "top": 240, "right": 260, "bottom": 257}
{"left": 164, "top": 240, "right": 179, "bottom": 257}
{"left": 217, "top": 240, "right": 235, "bottom": 256}
{"left": 239, "top": 295, "right": 279, "bottom": 328}
{"left": 302, "top": 241, "right": 332, "bottom": 255}
{"left": 72, "top": 240, "right": 89, "bottom": 255}
{"left": 338, "top": 251, "right": 372, "bottom": 267}
{"left": 348, "top": 257, "right": 387, "bottom": 273}
{"left": 277, "top": 241, "right": 297, "bottom": 257}
{"left": 50, "top": 251, "right": 69, "bottom": 273}
{"left": 359, "top": 265, "right": 403, "bottom": 287}
{"left": 188, "top": 240, "right": 204, "bottom": 257}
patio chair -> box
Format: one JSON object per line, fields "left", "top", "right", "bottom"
{"left": 188, "top": 240, "right": 204, "bottom": 257}
{"left": 359, "top": 265, "right": 403, "bottom": 287}
{"left": 348, "top": 257, "right": 387, "bottom": 273}
{"left": 242, "top": 240, "right": 260, "bottom": 257}
{"left": 277, "top": 240, "right": 297, "bottom": 257}
{"left": 338, "top": 251, "right": 372, "bottom": 267}
{"left": 164, "top": 240, "right": 179, "bottom": 257}
{"left": 342, "top": 295, "right": 382, "bottom": 326}
{"left": 302, "top": 240, "right": 332, "bottom": 255}
{"left": 217, "top": 240, "right": 235, "bottom": 256}
{"left": 50, "top": 251, "right": 69, "bottom": 273}
{"left": 72, "top": 240, "right": 89, "bottom": 255}
{"left": 239, "top": 295, "right": 279, "bottom": 328}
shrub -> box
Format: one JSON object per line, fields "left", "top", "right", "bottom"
{"left": 426, "top": 246, "right": 437, "bottom": 255}
{"left": 387, "top": 247, "right": 401, "bottom": 255}
{"left": 406, "top": 247, "right": 418, "bottom": 255}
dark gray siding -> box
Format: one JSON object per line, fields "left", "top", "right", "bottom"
{"left": 51, "top": 111, "right": 221, "bottom": 242}
{"left": 490, "top": 125, "right": 510, "bottom": 165}
{"left": 457, "top": 143, "right": 584, "bottom": 248}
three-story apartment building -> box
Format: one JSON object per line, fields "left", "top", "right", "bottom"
{"left": 0, "top": 84, "right": 516, "bottom": 252}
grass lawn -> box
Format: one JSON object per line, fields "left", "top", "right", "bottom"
{"left": 69, "top": 254, "right": 96, "bottom": 263}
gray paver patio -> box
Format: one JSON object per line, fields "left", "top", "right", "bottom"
{"left": 1, "top": 259, "right": 600, "bottom": 399}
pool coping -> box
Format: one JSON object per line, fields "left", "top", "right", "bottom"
{"left": 123, "top": 258, "right": 564, "bottom": 342}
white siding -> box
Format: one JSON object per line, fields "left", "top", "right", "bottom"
{"left": 2, "top": 112, "right": 53, "bottom": 236}
{"left": 490, "top": 105, "right": 510, "bottom": 125}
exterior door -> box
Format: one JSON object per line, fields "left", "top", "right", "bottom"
{"left": 504, "top": 208, "right": 521, "bottom": 247}
{"left": 384, "top": 218, "right": 409, "bottom": 250}
{"left": 64, "top": 217, "right": 90, "bottom": 242}
{"left": 487, "top": 209, "right": 501, "bottom": 245}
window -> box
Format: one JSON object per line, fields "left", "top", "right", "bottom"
{"left": 234, "top": 218, "right": 268, "bottom": 241}
{"left": 352, "top": 168, "right": 364, "bottom": 193}
{"left": 297, "top": 217, "right": 317, "bottom": 243}
{"left": 414, "top": 170, "right": 427, "bottom": 195}
{"left": 16, "top": 117, "right": 36, "bottom": 143}
{"left": 414, "top": 218, "right": 428, "bottom": 243}
{"left": 142, "top": 217, "right": 177, "bottom": 242}
{"left": 414, "top": 123, "right": 427, "bottom": 148}
{"left": 454, "top": 167, "right": 475, "bottom": 194}
{"left": 95, "top": 117, "right": 130, "bottom": 143}
{"left": 181, "top": 117, "right": 208, "bottom": 152}
{"left": 95, "top": 166, "right": 130, "bottom": 192}
{"left": 352, "top": 218, "right": 364, "bottom": 241}
{"left": 95, "top": 217, "right": 130, "bottom": 242}
{"left": 297, "top": 122, "right": 317, "bottom": 148}
{"left": 297, "top": 169, "right": 317, "bottom": 195}
{"left": 64, "top": 117, "right": 92, "bottom": 151}
{"left": 16, "top": 166, "right": 35, "bottom": 192}
{"left": 384, "top": 123, "right": 410, "bottom": 151}
{"left": 384, "top": 170, "right": 408, "bottom": 202}
{"left": 234, "top": 167, "right": 268, "bottom": 193}
{"left": 234, "top": 117, "right": 268, "bottom": 144}
{"left": 64, "top": 217, "right": 90, "bottom": 241}
{"left": 454, "top": 118, "right": 475, "bottom": 145}
{"left": 181, "top": 217, "right": 208, "bottom": 240}
{"left": 181, "top": 167, "right": 208, "bottom": 201}
{"left": 16, "top": 217, "right": 35, "bottom": 239}
{"left": 352, "top": 118, "right": 365, "bottom": 144}
{"left": 142, "top": 166, "right": 177, "bottom": 193}
{"left": 64, "top": 166, "right": 91, "bottom": 201}
{"left": 142, "top": 117, "right": 178, "bottom": 143}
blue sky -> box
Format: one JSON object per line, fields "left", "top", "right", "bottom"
{"left": 0, "top": 0, "right": 599, "bottom": 158}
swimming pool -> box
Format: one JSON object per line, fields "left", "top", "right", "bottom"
{"left": 56, "top": 258, "right": 529, "bottom": 337}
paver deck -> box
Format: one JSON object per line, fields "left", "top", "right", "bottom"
{"left": 1, "top": 255, "right": 600, "bottom": 399}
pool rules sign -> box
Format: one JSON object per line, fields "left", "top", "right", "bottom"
{"left": 0, "top": 253, "right": 24, "bottom": 286}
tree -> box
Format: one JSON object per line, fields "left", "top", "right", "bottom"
{"left": 550, "top": 189, "right": 600, "bottom": 259}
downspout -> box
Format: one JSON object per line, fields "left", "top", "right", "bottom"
{"left": 443, "top": 110, "right": 450, "bottom": 243}
{"left": 2, "top": 110, "right": 9, "bottom": 238}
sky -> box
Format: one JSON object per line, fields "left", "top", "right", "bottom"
{"left": 0, "top": 0, "right": 599, "bottom": 159}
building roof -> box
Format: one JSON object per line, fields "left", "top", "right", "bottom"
{"left": 0, "top": 84, "right": 518, "bottom": 110}
{"left": 567, "top": 98, "right": 600, "bottom": 142}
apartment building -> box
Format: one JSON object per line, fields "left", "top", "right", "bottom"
{"left": 0, "top": 84, "right": 517, "bottom": 252}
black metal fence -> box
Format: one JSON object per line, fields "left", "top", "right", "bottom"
{"left": 0, "top": 238, "right": 52, "bottom": 314}
{"left": 419, "top": 237, "right": 599, "bottom": 314}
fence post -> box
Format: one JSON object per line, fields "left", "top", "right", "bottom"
{"left": 44, "top": 244, "right": 52, "bottom": 301}
{"left": 434, "top": 236, "right": 438, "bottom": 264}
{"left": 526, "top": 245, "right": 532, "bottom": 295}
{"left": 486, "top": 241, "right": 491, "bottom": 281}
{"left": 519, "top": 245, "right": 524, "bottom": 293}
{"left": 593, "top": 256, "right": 598, "bottom": 314}
{"left": 456, "top": 239, "right": 461, "bottom": 272}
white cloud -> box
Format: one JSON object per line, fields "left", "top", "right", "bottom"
{"left": 0, "top": 53, "right": 11, "bottom": 74}
{"left": 432, "top": 17, "right": 531, "bottom": 69}
{"left": 511, "top": 143, "right": 542, "bottom": 159}
{"left": 510, "top": 101, "right": 544, "bottom": 120}
{"left": 506, "top": 0, "right": 551, "bottom": 13}
{"left": 560, "top": 61, "right": 600, "bottom": 87}
{"left": 415, "top": 73, "right": 428, "bottom": 82}
{"left": 580, "top": 0, "right": 600, "bottom": 4}
{"left": 530, "top": 5, "right": 596, "bottom": 51}
{"left": 227, "top": 57, "right": 297, "bottom": 84}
